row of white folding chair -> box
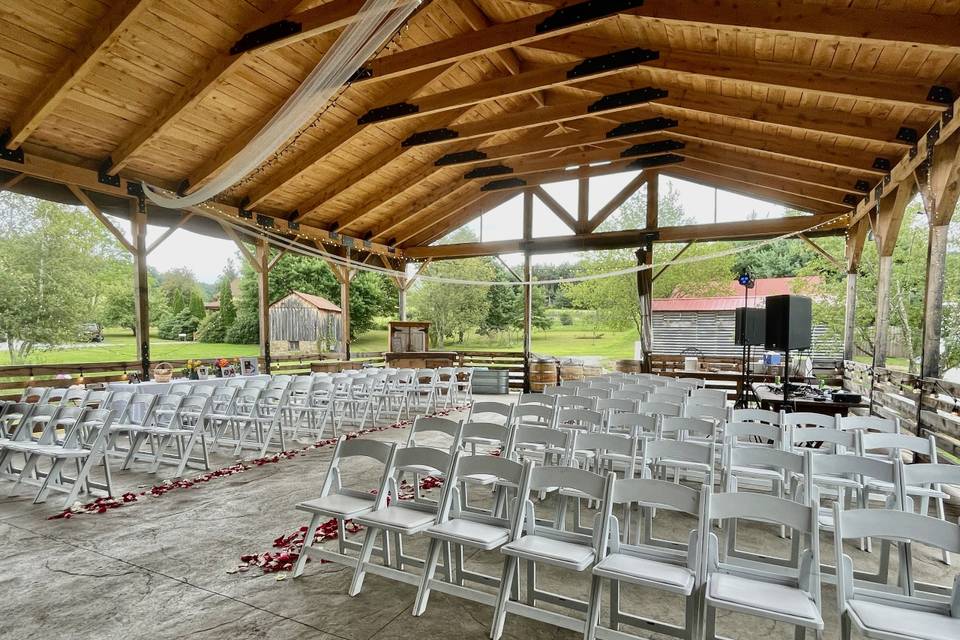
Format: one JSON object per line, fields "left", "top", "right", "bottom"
{"left": 0, "top": 404, "right": 116, "bottom": 507}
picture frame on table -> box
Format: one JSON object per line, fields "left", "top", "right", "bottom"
{"left": 221, "top": 365, "right": 237, "bottom": 378}
{"left": 197, "top": 365, "right": 210, "bottom": 380}
{"left": 239, "top": 357, "right": 259, "bottom": 376}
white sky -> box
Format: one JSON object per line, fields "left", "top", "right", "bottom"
{"left": 143, "top": 175, "right": 789, "bottom": 283}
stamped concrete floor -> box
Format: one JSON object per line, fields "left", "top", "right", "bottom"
{"left": 0, "top": 395, "right": 955, "bottom": 640}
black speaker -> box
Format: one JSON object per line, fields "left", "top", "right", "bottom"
{"left": 734, "top": 307, "right": 766, "bottom": 346}
{"left": 764, "top": 295, "right": 812, "bottom": 351}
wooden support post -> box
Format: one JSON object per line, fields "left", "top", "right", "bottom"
{"left": 255, "top": 239, "right": 271, "bottom": 373}
{"left": 843, "top": 220, "right": 868, "bottom": 362}
{"left": 131, "top": 203, "right": 150, "bottom": 380}
{"left": 523, "top": 189, "right": 534, "bottom": 391}
{"left": 636, "top": 242, "right": 654, "bottom": 373}
{"left": 917, "top": 136, "right": 960, "bottom": 379}
{"left": 874, "top": 254, "right": 893, "bottom": 368}
{"left": 577, "top": 175, "right": 589, "bottom": 233}
{"left": 398, "top": 284, "right": 407, "bottom": 321}
{"left": 646, "top": 172, "right": 659, "bottom": 229}
{"left": 340, "top": 271, "right": 351, "bottom": 361}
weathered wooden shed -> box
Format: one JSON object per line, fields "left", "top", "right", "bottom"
{"left": 269, "top": 291, "right": 342, "bottom": 355}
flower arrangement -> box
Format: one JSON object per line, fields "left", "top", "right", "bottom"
{"left": 183, "top": 359, "right": 204, "bottom": 379}
{"left": 214, "top": 357, "right": 241, "bottom": 377}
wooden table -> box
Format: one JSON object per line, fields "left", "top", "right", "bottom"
{"left": 751, "top": 383, "right": 869, "bottom": 416}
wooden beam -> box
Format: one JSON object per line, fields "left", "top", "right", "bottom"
{"left": 4, "top": 0, "right": 151, "bottom": 150}
{"left": 533, "top": 36, "right": 947, "bottom": 112}
{"left": 405, "top": 212, "right": 848, "bottom": 259}
{"left": 577, "top": 175, "right": 589, "bottom": 232}
{"left": 255, "top": 239, "right": 271, "bottom": 372}
{"left": 104, "top": 0, "right": 368, "bottom": 174}
{"left": 646, "top": 172, "right": 659, "bottom": 228}
{"left": 370, "top": 182, "right": 479, "bottom": 242}
{"left": 616, "top": 1, "right": 960, "bottom": 53}
{"left": 874, "top": 254, "right": 894, "bottom": 368}
{"left": 0, "top": 173, "right": 25, "bottom": 191}
{"left": 661, "top": 167, "right": 837, "bottom": 215}
{"left": 651, "top": 241, "right": 694, "bottom": 282}
{"left": 219, "top": 222, "right": 260, "bottom": 271}
{"left": 145, "top": 212, "right": 194, "bottom": 255}
{"left": 532, "top": 186, "right": 578, "bottom": 232}
{"left": 799, "top": 234, "right": 843, "bottom": 270}
{"left": 875, "top": 181, "right": 916, "bottom": 257}
{"left": 68, "top": 185, "right": 135, "bottom": 254}
{"left": 267, "top": 248, "right": 287, "bottom": 272}
{"left": 587, "top": 172, "right": 648, "bottom": 232}
{"left": 402, "top": 190, "right": 518, "bottom": 247}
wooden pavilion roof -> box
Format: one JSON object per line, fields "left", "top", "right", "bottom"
{"left": 1, "top": 0, "right": 959, "bottom": 259}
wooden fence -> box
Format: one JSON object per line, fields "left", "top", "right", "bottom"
{"left": 843, "top": 361, "right": 960, "bottom": 462}
{"left": 456, "top": 351, "right": 526, "bottom": 390}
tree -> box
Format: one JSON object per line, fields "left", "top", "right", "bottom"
{"left": 481, "top": 284, "right": 522, "bottom": 335}
{"left": 100, "top": 276, "right": 166, "bottom": 334}
{"left": 188, "top": 290, "right": 206, "bottom": 320}
{"left": 218, "top": 272, "right": 237, "bottom": 326}
{"left": 408, "top": 257, "right": 495, "bottom": 347}
{"left": 530, "top": 286, "right": 552, "bottom": 331}
{"left": 0, "top": 193, "right": 129, "bottom": 361}
{"left": 157, "top": 308, "right": 200, "bottom": 341}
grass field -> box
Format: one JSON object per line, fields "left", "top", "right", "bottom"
{"left": 6, "top": 310, "right": 640, "bottom": 366}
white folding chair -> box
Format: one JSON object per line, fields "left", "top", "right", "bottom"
{"left": 510, "top": 424, "right": 571, "bottom": 469}
{"left": 433, "top": 367, "right": 457, "bottom": 409}
{"left": 20, "top": 386, "right": 51, "bottom": 404}
{"left": 413, "top": 455, "right": 532, "bottom": 616}
{"left": 512, "top": 403, "right": 555, "bottom": 432}
{"left": 703, "top": 490, "right": 823, "bottom": 640}
{"left": 168, "top": 383, "right": 192, "bottom": 396}
{"left": 402, "top": 416, "right": 463, "bottom": 502}
{"left": 900, "top": 462, "right": 960, "bottom": 568}
{"left": 410, "top": 368, "right": 438, "bottom": 413}
{"left": 833, "top": 507, "right": 960, "bottom": 640}
{"left": 292, "top": 437, "right": 398, "bottom": 576}
{"left": 637, "top": 400, "right": 681, "bottom": 418}
{"left": 558, "top": 394, "right": 597, "bottom": 411}
{"left": 688, "top": 388, "right": 727, "bottom": 407}
{"left": 607, "top": 412, "right": 657, "bottom": 439}
{"left": 490, "top": 465, "right": 615, "bottom": 639}
{"left": 453, "top": 367, "right": 474, "bottom": 405}
{"left": 587, "top": 478, "right": 709, "bottom": 640}
{"left": 349, "top": 447, "right": 455, "bottom": 594}
{"left": 612, "top": 390, "right": 648, "bottom": 405}
{"left": 518, "top": 392, "right": 556, "bottom": 409}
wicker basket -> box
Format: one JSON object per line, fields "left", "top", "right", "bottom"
{"left": 152, "top": 362, "right": 174, "bottom": 383}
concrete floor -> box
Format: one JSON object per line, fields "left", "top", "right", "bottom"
{"left": 0, "top": 394, "right": 955, "bottom": 640}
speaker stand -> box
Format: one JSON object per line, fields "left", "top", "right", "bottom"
{"left": 782, "top": 349, "right": 791, "bottom": 406}
{"left": 735, "top": 344, "right": 760, "bottom": 409}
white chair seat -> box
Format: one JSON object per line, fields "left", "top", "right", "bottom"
{"left": 810, "top": 473, "right": 863, "bottom": 489}
{"left": 354, "top": 506, "right": 436, "bottom": 534}
{"left": 462, "top": 472, "right": 499, "bottom": 486}
{"left": 847, "top": 600, "right": 960, "bottom": 640}
{"left": 866, "top": 479, "right": 948, "bottom": 499}
{"left": 707, "top": 574, "right": 821, "bottom": 625}
{"left": 2, "top": 441, "right": 41, "bottom": 452}
{"left": 500, "top": 535, "right": 595, "bottom": 571}
{"left": 399, "top": 464, "right": 445, "bottom": 477}
{"left": 33, "top": 445, "right": 88, "bottom": 458}
{"left": 426, "top": 519, "right": 510, "bottom": 550}
{"left": 296, "top": 494, "right": 375, "bottom": 518}
{"left": 594, "top": 553, "right": 695, "bottom": 595}
{"left": 729, "top": 465, "right": 785, "bottom": 482}
{"left": 656, "top": 458, "right": 711, "bottom": 472}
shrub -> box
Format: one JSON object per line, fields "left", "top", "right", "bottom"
{"left": 559, "top": 312, "right": 574, "bottom": 326}
{"left": 225, "top": 310, "right": 259, "bottom": 344}
{"left": 195, "top": 312, "right": 226, "bottom": 343}
{"left": 157, "top": 309, "right": 200, "bottom": 341}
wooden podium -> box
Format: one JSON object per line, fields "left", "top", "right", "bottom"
{"left": 385, "top": 321, "right": 456, "bottom": 368}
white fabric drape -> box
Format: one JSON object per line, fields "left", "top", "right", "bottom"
{"left": 144, "top": 0, "right": 420, "bottom": 209}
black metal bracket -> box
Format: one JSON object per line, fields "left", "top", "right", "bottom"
{"left": 896, "top": 127, "right": 918, "bottom": 144}
{"left": 567, "top": 48, "right": 659, "bottom": 80}
{"left": 874, "top": 184, "right": 884, "bottom": 201}
{"left": 481, "top": 177, "right": 527, "bottom": 191}
{"left": 843, "top": 194, "right": 860, "bottom": 206}
{"left": 927, "top": 121, "right": 942, "bottom": 147}
{"left": 435, "top": 149, "right": 488, "bottom": 166}
{"left": 927, "top": 85, "right": 954, "bottom": 105}
{"left": 587, "top": 87, "right": 668, "bottom": 113}
{"left": 256, "top": 214, "right": 274, "bottom": 228}
{"left": 287, "top": 218, "right": 300, "bottom": 231}
{"left": 626, "top": 154, "right": 684, "bottom": 170}
{"left": 606, "top": 116, "right": 677, "bottom": 139}
{"left": 620, "top": 139, "right": 684, "bottom": 157}
{"left": 854, "top": 180, "right": 871, "bottom": 193}
{"left": 349, "top": 67, "right": 374, "bottom": 83}
{"left": 536, "top": 0, "right": 644, "bottom": 34}
{"left": 0, "top": 129, "right": 24, "bottom": 164}
{"left": 126, "top": 181, "right": 146, "bottom": 213}
{"left": 358, "top": 102, "right": 419, "bottom": 125}
{"left": 402, "top": 127, "right": 460, "bottom": 147}
{"left": 872, "top": 157, "right": 892, "bottom": 172}
{"left": 230, "top": 20, "right": 302, "bottom": 55}
{"left": 464, "top": 164, "right": 514, "bottom": 179}
{"left": 942, "top": 102, "right": 954, "bottom": 127}
{"left": 96, "top": 157, "right": 121, "bottom": 187}
{"left": 238, "top": 206, "right": 253, "bottom": 220}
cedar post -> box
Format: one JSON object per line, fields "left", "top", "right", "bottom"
{"left": 522, "top": 189, "right": 534, "bottom": 392}
{"left": 872, "top": 181, "right": 915, "bottom": 368}
{"left": 843, "top": 220, "right": 868, "bottom": 361}
{"left": 255, "top": 239, "right": 271, "bottom": 373}
{"left": 636, "top": 173, "right": 658, "bottom": 373}
{"left": 131, "top": 203, "right": 150, "bottom": 380}
{"left": 917, "top": 136, "right": 960, "bottom": 379}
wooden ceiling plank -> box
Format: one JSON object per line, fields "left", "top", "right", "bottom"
{"left": 106, "top": 0, "right": 370, "bottom": 176}
{"left": 5, "top": 0, "right": 152, "bottom": 150}
{"left": 399, "top": 189, "right": 517, "bottom": 247}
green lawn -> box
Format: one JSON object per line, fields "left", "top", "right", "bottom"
{"left": 10, "top": 311, "right": 641, "bottom": 367}
{"left": 7, "top": 329, "right": 258, "bottom": 365}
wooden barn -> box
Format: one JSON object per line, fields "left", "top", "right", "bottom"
{"left": 268, "top": 291, "right": 342, "bottom": 356}
{"left": 651, "top": 277, "right": 842, "bottom": 358}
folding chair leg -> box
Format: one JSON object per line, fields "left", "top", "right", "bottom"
{"left": 293, "top": 513, "right": 323, "bottom": 578}
{"left": 349, "top": 527, "right": 381, "bottom": 596}
{"left": 610, "top": 578, "right": 621, "bottom": 630}
{"left": 584, "top": 575, "right": 604, "bottom": 640}
{"left": 412, "top": 538, "right": 443, "bottom": 616}
{"left": 841, "top": 612, "right": 852, "bottom": 640}
{"left": 490, "top": 556, "right": 518, "bottom": 640}
{"left": 704, "top": 604, "right": 717, "bottom": 640}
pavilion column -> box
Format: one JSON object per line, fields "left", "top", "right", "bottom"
{"left": 917, "top": 136, "right": 960, "bottom": 379}
{"left": 636, "top": 174, "right": 658, "bottom": 372}
{"left": 872, "top": 181, "right": 915, "bottom": 369}
{"left": 255, "top": 239, "right": 271, "bottom": 373}
{"left": 843, "top": 220, "right": 868, "bottom": 362}
{"left": 332, "top": 265, "right": 353, "bottom": 361}
{"left": 398, "top": 287, "right": 407, "bottom": 321}
{"left": 522, "top": 189, "right": 534, "bottom": 391}
{"left": 131, "top": 205, "right": 150, "bottom": 380}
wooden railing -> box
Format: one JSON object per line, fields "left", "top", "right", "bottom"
{"left": 843, "top": 361, "right": 960, "bottom": 462}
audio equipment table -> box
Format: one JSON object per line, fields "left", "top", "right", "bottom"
{"left": 752, "top": 383, "right": 869, "bottom": 417}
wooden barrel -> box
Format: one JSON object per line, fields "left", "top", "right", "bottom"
{"left": 528, "top": 359, "right": 557, "bottom": 392}
{"left": 582, "top": 365, "right": 603, "bottom": 378}
{"left": 559, "top": 362, "right": 584, "bottom": 382}
{"left": 616, "top": 359, "right": 643, "bottom": 374}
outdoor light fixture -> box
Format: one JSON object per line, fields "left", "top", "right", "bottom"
{"left": 738, "top": 270, "right": 755, "bottom": 288}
